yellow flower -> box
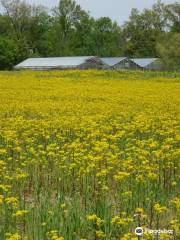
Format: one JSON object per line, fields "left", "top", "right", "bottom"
{"left": 5, "top": 233, "right": 21, "bottom": 240}
{"left": 111, "top": 216, "right": 133, "bottom": 225}
{"left": 170, "top": 219, "right": 180, "bottom": 231}
{"left": 120, "top": 233, "right": 138, "bottom": 240}
{"left": 96, "top": 169, "right": 108, "bottom": 177}
{"left": 121, "top": 191, "right": 132, "bottom": 198}
{"left": 0, "top": 184, "right": 11, "bottom": 192}
{"left": 171, "top": 181, "right": 177, "bottom": 187}
{"left": 47, "top": 230, "right": 64, "bottom": 240}
{"left": 60, "top": 203, "right": 66, "bottom": 209}
{"left": 147, "top": 172, "right": 158, "bottom": 180}
{"left": 5, "top": 197, "right": 18, "bottom": 207}
{"left": 0, "top": 160, "right": 6, "bottom": 166}
{"left": 15, "top": 146, "right": 22, "bottom": 153}
{"left": 149, "top": 142, "right": 158, "bottom": 149}
{"left": 0, "top": 195, "right": 4, "bottom": 204}
{"left": 135, "top": 208, "right": 144, "bottom": 215}
{"left": 113, "top": 172, "right": 130, "bottom": 181}
{"left": 87, "top": 214, "right": 103, "bottom": 226}
{"left": 15, "top": 172, "right": 29, "bottom": 180}
{"left": 170, "top": 198, "right": 180, "bottom": 209}
{"left": 13, "top": 210, "right": 29, "bottom": 217}
{"left": 0, "top": 148, "right": 7, "bottom": 155}
{"left": 95, "top": 230, "right": 106, "bottom": 238}
{"left": 154, "top": 203, "right": 167, "bottom": 214}
{"left": 87, "top": 214, "right": 98, "bottom": 221}
{"left": 101, "top": 185, "right": 109, "bottom": 192}
{"left": 96, "top": 217, "right": 104, "bottom": 226}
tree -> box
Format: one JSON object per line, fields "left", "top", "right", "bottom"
{"left": 123, "top": 1, "right": 167, "bottom": 57}
{"left": 72, "top": 15, "right": 95, "bottom": 55}
{"left": 0, "top": 14, "right": 12, "bottom": 36}
{"left": 0, "top": 0, "right": 50, "bottom": 59}
{"left": 0, "top": 37, "right": 18, "bottom": 69}
{"left": 51, "top": 0, "right": 89, "bottom": 55}
{"left": 157, "top": 33, "right": 180, "bottom": 71}
{"left": 27, "top": 5, "right": 51, "bottom": 56}
{"left": 0, "top": 0, "right": 32, "bottom": 40}
{"left": 91, "top": 17, "right": 123, "bottom": 56}
{"left": 0, "top": 0, "right": 179, "bottom": 70}
{"left": 165, "top": 2, "right": 180, "bottom": 32}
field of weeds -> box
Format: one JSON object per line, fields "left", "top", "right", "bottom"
{"left": 0, "top": 70, "right": 179, "bottom": 240}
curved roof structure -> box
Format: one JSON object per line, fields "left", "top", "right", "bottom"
{"left": 14, "top": 56, "right": 97, "bottom": 69}
{"left": 100, "top": 57, "right": 127, "bottom": 66}
{"left": 131, "top": 58, "right": 158, "bottom": 68}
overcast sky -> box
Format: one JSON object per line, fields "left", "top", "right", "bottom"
{"left": 0, "top": 0, "right": 177, "bottom": 24}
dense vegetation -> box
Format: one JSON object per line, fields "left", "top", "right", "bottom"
{"left": 0, "top": 70, "right": 179, "bottom": 239}
{"left": 0, "top": 0, "right": 180, "bottom": 70}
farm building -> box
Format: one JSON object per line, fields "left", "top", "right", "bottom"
{"left": 14, "top": 56, "right": 108, "bottom": 70}
{"left": 100, "top": 57, "right": 141, "bottom": 70}
{"left": 131, "top": 58, "right": 164, "bottom": 70}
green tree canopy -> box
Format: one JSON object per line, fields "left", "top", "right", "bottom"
{"left": 0, "top": 0, "right": 179, "bottom": 70}
{"left": 157, "top": 33, "right": 180, "bottom": 71}
{"left": 0, "top": 37, "right": 18, "bottom": 69}
{"left": 123, "top": 1, "right": 167, "bottom": 57}
{"left": 165, "top": 2, "right": 180, "bottom": 32}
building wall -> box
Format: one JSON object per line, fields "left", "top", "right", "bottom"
{"left": 79, "top": 59, "right": 109, "bottom": 70}
{"left": 146, "top": 59, "right": 164, "bottom": 71}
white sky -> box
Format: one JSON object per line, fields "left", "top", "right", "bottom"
{"left": 0, "top": 0, "right": 177, "bottom": 24}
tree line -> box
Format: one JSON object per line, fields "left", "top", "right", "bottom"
{"left": 0, "top": 0, "right": 179, "bottom": 70}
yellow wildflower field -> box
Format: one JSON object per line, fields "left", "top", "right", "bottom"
{"left": 0, "top": 70, "right": 179, "bottom": 240}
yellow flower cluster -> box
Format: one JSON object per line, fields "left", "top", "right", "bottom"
{"left": 87, "top": 214, "right": 104, "bottom": 226}
{"left": 135, "top": 208, "right": 144, "bottom": 215}
{"left": 111, "top": 216, "right": 133, "bottom": 225}
{"left": 13, "top": 210, "right": 29, "bottom": 217}
{"left": 154, "top": 203, "right": 167, "bottom": 214}
{"left": 47, "top": 230, "right": 64, "bottom": 240}
{"left": 5, "top": 233, "right": 28, "bottom": 240}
